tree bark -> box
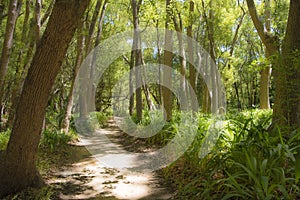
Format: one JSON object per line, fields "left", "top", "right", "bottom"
{"left": 35, "top": 0, "right": 41, "bottom": 45}
{"left": 132, "top": 0, "right": 143, "bottom": 122}
{"left": 162, "top": 0, "right": 173, "bottom": 121}
{"left": 259, "top": 0, "right": 271, "bottom": 109}
{"left": 273, "top": 0, "right": 300, "bottom": 130}
{"left": 0, "top": 0, "right": 90, "bottom": 197}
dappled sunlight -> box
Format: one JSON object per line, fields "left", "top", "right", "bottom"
{"left": 46, "top": 126, "right": 173, "bottom": 200}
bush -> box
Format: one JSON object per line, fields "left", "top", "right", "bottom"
{"left": 40, "top": 130, "right": 74, "bottom": 152}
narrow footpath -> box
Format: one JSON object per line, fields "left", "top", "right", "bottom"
{"left": 47, "top": 119, "right": 175, "bottom": 200}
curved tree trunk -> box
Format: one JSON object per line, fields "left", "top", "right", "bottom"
{"left": 0, "top": 0, "right": 90, "bottom": 197}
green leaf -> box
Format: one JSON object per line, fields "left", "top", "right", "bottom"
{"left": 295, "top": 149, "right": 300, "bottom": 183}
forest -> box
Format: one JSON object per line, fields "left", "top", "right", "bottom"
{"left": 0, "top": 0, "right": 300, "bottom": 199}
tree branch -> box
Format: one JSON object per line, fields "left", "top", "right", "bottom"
{"left": 246, "top": 0, "right": 267, "bottom": 44}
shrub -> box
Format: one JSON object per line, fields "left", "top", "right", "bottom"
{"left": 40, "top": 130, "right": 73, "bottom": 152}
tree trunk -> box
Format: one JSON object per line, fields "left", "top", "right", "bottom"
{"left": 141, "top": 59, "right": 155, "bottom": 110}
{"left": 246, "top": 0, "right": 278, "bottom": 110}
{"left": 35, "top": 0, "right": 41, "bottom": 45}
{"left": 0, "top": 0, "right": 21, "bottom": 130}
{"left": 129, "top": 49, "right": 135, "bottom": 115}
{"left": 273, "top": 0, "right": 300, "bottom": 130}
{"left": 6, "top": 0, "right": 32, "bottom": 129}
{"left": 61, "top": 23, "right": 85, "bottom": 133}
{"left": 259, "top": 0, "right": 271, "bottom": 109}
{"left": 162, "top": 0, "right": 173, "bottom": 121}
{"left": 201, "top": 0, "right": 215, "bottom": 113}
{"left": 173, "top": 11, "right": 187, "bottom": 110}
{"left": 0, "top": 1, "right": 5, "bottom": 28}
{"left": 85, "top": 0, "right": 103, "bottom": 55}
{"left": 0, "top": 0, "right": 90, "bottom": 197}
{"left": 155, "top": 21, "right": 163, "bottom": 105}
{"left": 62, "top": 0, "right": 108, "bottom": 132}
{"left": 79, "top": 0, "right": 105, "bottom": 120}
{"left": 187, "top": 0, "right": 197, "bottom": 112}
{"left": 131, "top": 0, "right": 143, "bottom": 122}
{"left": 260, "top": 66, "right": 271, "bottom": 109}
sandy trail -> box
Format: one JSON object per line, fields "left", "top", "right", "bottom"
{"left": 47, "top": 119, "right": 174, "bottom": 200}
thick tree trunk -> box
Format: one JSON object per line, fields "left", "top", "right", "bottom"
{"left": 273, "top": 0, "right": 300, "bottom": 130}
{"left": 0, "top": 0, "right": 90, "bottom": 197}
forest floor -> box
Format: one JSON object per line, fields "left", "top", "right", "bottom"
{"left": 42, "top": 119, "right": 175, "bottom": 200}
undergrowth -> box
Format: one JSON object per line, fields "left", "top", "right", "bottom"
{"left": 161, "top": 109, "right": 300, "bottom": 199}
{"left": 127, "top": 109, "right": 300, "bottom": 199}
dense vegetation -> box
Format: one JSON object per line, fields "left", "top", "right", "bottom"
{"left": 0, "top": 0, "right": 299, "bottom": 199}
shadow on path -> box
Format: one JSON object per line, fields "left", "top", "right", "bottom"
{"left": 47, "top": 119, "right": 175, "bottom": 200}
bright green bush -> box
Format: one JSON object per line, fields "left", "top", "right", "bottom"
{"left": 39, "top": 130, "right": 73, "bottom": 152}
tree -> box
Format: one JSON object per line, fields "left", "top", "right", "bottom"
{"left": 187, "top": 0, "right": 197, "bottom": 112}
{"left": 246, "top": 0, "right": 279, "bottom": 110}
{"left": 272, "top": 0, "right": 300, "bottom": 130}
{"left": 162, "top": 0, "right": 173, "bottom": 121}
{"left": 0, "top": 0, "right": 21, "bottom": 130}
{"left": 131, "top": 0, "right": 143, "bottom": 122}
{"left": 62, "top": 0, "right": 108, "bottom": 133}
{"left": 0, "top": 0, "right": 90, "bottom": 196}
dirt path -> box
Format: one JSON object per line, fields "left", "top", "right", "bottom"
{"left": 46, "top": 119, "right": 175, "bottom": 200}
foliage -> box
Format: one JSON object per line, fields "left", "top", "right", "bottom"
{"left": 0, "top": 129, "right": 10, "bottom": 151}
{"left": 39, "top": 130, "right": 75, "bottom": 152}
{"left": 94, "top": 111, "right": 111, "bottom": 127}
{"left": 160, "top": 109, "right": 300, "bottom": 199}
